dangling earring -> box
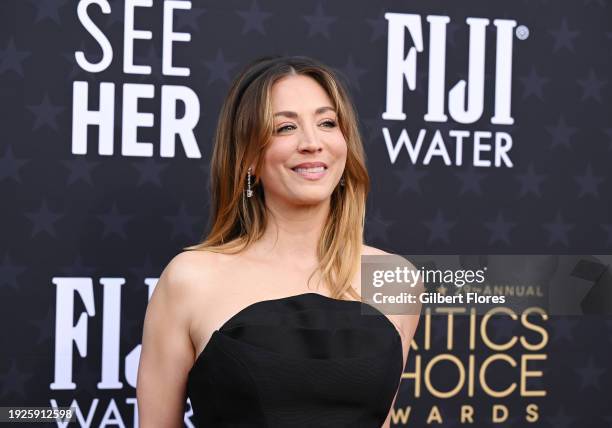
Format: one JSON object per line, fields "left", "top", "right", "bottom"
{"left": 246, "top": 167, "right": 253, "bottom": 198}
{"left": 340, "top": 176, "right": 345, "bottom": 187}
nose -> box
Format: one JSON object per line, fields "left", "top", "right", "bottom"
{"left": 297, "top": 125, "right": 323, "bottom": 153}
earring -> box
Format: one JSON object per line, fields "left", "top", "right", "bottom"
{"left": 246, "top": 167, "right": 253, "bottom": 198}
{"left": 340, "top": 176, "right": 345, "bottom": 187}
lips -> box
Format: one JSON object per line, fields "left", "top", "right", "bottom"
{"left": 291, "top": 162, "right": 328, "bottom": 170}
{"left": 290, "top": 162, "right": 328, "bottom": 180}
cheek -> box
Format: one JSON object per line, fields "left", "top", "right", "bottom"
{"left": 331, "top": 135, "right": 348, "bottom": 160}
{"left": 261, "top": 141, "right": 293, "bottom": 174}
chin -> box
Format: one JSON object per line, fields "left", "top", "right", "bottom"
{"left": 290, "top": 191, "right": 333, "bottom": 206}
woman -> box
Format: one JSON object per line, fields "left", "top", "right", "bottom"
{"left": 137, "top": 55, "right": 421, "bottom": 427}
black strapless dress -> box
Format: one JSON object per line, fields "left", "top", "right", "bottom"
{"left": 186, "top": 292, "right": 403, "bottom": 427}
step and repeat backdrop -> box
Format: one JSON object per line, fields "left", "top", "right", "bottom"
{"left": 1, "top": 0, "right": 611, "bottom": 426}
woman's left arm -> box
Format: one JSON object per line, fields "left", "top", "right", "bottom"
{"left": 381, "top": 309, "right": 422, "bottom": 427}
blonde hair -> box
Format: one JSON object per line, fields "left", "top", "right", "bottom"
{"left": 184, "top": 56, "right": 370, "bottom": 300}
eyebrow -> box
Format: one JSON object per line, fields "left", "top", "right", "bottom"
{"left": 273, "top": 106, "right": 336, "bottom": 118}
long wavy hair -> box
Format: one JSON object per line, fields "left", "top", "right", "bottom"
{"left": 184, "top": 55, "right": 370, "bottom": 300}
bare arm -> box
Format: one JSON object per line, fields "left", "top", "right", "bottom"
{"left": 136, "top": 252, "right": 199, "bottom": 428}
{"left": 378, "top": 254, "right": 424, "bottom": 428}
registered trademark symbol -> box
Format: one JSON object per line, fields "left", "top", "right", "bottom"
{"left": 515, "top": 25, "right": 529, "bottom": 40}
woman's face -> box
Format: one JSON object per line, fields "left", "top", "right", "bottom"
{"left": 257, "top": 74, "right": 348, "bottom": 207}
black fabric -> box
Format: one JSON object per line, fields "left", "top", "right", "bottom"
{"left": 187, "top": 293, "right": 403, "bottom": 427}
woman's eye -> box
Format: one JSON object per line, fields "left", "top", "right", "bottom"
{"left": 276, "top": 124, "right": 296, "bottom": 133}
{"left": 275, "top": 121, "right": 336, "bottom": 133}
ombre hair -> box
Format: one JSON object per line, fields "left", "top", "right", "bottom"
{"left": 184, "top": 55, "right": 370, "bottom": 300}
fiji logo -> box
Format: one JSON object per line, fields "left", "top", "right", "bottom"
{"left": 383, "top": 13, "right": 529, "bottom": 125}
{"left": 380, "top": 13, "right": 531, "bottom": 167}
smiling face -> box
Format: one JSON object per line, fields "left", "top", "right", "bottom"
{"left": 256, "top": 74, "right": 348, "bottom": 208}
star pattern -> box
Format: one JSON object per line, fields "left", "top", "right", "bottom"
{"left": 392, "top": 167, "right": 429, "bottom": 194}
{"left": 574, "top": 357, "right": 607, "bottom": 389}
{"left": 163, "top": 202, "right": 201, "bottom": 241}
{"left": 0, "top": 38, "right": 31, "bottom": 76}
{"left": 574, "top": 164, "right": 604, "bottom": 198}
{"left": 97, "top": 203, "right": 133, "bottom": 240}
{"left": 577, "top": 69, "right": 608, "bottom": 102}
{"left": 131, "top": 158, "right": 169, "bottom": 187}
{"left": 454, "top": 168, "right": 487, "bottom": 196}
{"left": 303, "top": 3, "right": 336, "bottom": 39}
{"left": 546, "top": 406, "right": 573, "bottom": 428}
{"left": 546, "top": 115, "right": 578, "bottom": 149}
{"left": 0, "top": 254, "right": 27, "bottom": 291}
{"left": 543, "top": 212, "right": 574, "bottom": 247}
{"left": 201, "top": 49, "right": 238, "bottom": 85}
{"left": 26, "top": 93, "right": 65, "bottom": 131}
{"left": 484, "top": 212, "right": 516, "bottom": 245}
{"left": 365, "top": 208, "right": 393, "bottom": 244}
{"left": 518, "top": 67, "right": 549, "bottom": 100}
{"left": 549, "top": 19, "right": 580, "bottom": 53}
{"left": 423, "top": 210, "right": 456, "bottom": 244}
{"left": 0, "top": 145, "right": 29, "bottom": 182}
{"left": 176, "top": 7, "right": 206, "bottom": 32}
{"left": 515, "top": 163, "right": 546, "bottom": 197}
{"left": 60, "top": 157, "right": 99, "bottom": 186}
{"left": 551, "top": 316, "right": 577, "bottom": 342}
{"left": 24, "top": 200, "right": 63, "bottom": 238}
{"left": 236, "top": 1, "right": 272, "bottom": 35}
{"left": 28, "top": 0, "right": 69, "bottom": 25}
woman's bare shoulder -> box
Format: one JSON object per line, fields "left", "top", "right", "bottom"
{"left": 163, "top": 249, "right": 213, "bottom": 279}
{"left": 361, "top": 244, "right": 413, "bottom": 264}
{"left": 360, "top": 243, "right": 420, "bottom": 283}
{"left": 361, "top": 244, "right": 421, "bottom": 283}
{"left": 158, "top": 250, "right": 227, "bottom": 298}
{"left": 361, "top": 244, "right": 422, "bottom": 335}
{"left": 361, "top": 244, "right": 391, "bottom": 256}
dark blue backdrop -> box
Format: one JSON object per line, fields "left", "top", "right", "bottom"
{"left": 1, "top": 0, "right": 610, "bottom": 426}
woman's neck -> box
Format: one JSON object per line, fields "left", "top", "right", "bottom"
{"left": 251, "top": 198, "right": 331, "bottom": 263}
